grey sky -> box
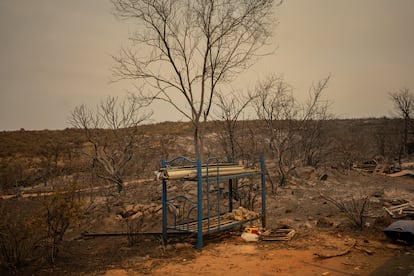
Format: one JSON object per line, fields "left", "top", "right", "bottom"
{"left": 0, "top": 0, "right": 413, "bottom": 131}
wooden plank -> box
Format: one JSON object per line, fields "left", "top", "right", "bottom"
{"left": 387, "top": 203, "right": 412, "bottom": 210}
{"left": 387, "top": 170, "right": 414, "bottom": 177}
{"left": 383, "top": 203, "right": 414, "bottom": 218}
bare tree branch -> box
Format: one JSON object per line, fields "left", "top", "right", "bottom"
{"left": 252, "top": 74, "right": 331, "bottom": 187}
{"left": 213, "top": 90, "right": 255, "bottom": 160}
{"left": 69, "top": 95, "right": 152, "bottom": 192}
{"left": 111, "top": 0, "right": 280, "bottom": 158}
{"left": 389, "top": 87, "right": 414, "bottom": 156}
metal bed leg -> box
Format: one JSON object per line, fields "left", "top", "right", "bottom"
{"left": 228, "top": 179, "right": 233, "bottom": 212}
{"left": 197, "top": 159, "right": 203, "bottom": 250}
{"left": 162, "top": 159, "right": 167, "bottom": 245}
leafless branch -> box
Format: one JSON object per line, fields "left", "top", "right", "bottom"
{"left": 69, "top": 95, "right": 151, "bottom": 192}
{"left": 111, "top": 0, "right": 279, "bottom": 158}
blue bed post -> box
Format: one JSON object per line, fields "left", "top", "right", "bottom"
{"left": 227, "top": 156, "right": 233, "bottom": 213}
{"left": 161, "top": 159, "right": 167, "bottom": 245}
{"left": 228, "top": 179, "right": 233, "bottom": 212}
{"left": 196, "top": 158, "right": 203, "bottom": 250}
{"left": 260, "top": 155, "right": 266, "bottom": 229}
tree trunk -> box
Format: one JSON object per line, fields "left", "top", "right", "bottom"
{"left": 404, "top": 117, "right": 409, "bottom": 155}
{"left": 277, "top": 150, "right": 286, "bottom": 187}
{"left": 193, "top": 125, "right": 201, "bottom": 160}
{"left": 116, "top": 179, "right": 123, "bottom": 193}
{"left": 229, "top": 130, "right": 236, "bottom": 161}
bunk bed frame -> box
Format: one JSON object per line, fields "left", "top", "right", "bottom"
{"left": 160, "top": 156, "right": 266, "bottom": 250}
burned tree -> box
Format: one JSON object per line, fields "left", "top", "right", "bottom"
{"left": 213, "top": 91, "right": 254, "bottom": 161}
{"left": 253, "top": 75, "right": 297, "bottom": 188}
{"left": 111, "top": 0, "right": 280, "bottom": 158}
{"left": 298, "top": 76, "right": 331, "bottom": 166}
{"left": 212, "top": 90, "right": 255, "bottom": 202}
{"left": 389, "top": 88, "right": 414, "bottom": 156}
{"left": 253, "top": 75, "right": 330, "bottom": 188}
{"left": 69, "top": 95, "right": 151, "bottom": 192}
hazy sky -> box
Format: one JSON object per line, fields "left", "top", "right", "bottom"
{"left": 1, "top": 0, "right": 414, "bottom": 131}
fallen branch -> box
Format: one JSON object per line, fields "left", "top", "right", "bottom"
{"left": 314, "top": 240, "right": 356, "bottom": 259}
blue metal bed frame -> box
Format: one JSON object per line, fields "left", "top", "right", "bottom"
{"left": 161, "top": 156, "right": 266, "bottom": 250}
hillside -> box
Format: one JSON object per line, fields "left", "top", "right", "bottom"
{"left": 1, "top": 118, "right": 413, "bottom": 275}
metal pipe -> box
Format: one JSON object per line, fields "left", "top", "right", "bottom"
{"left": 196, "top": 159, "right": 203, "bottom": 250}
{"left": 162, "top": 159, "right": 167, "bottom": 244}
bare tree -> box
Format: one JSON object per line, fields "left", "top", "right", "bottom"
{"left": 39, "top": 139, "right": 65, "bottom": 186}
{"left": 213, "top": 90, "right": 254, "bottom": 161}
{"left": 389, "top": 88, "right": 414, "bottom": 156}
{"left": 253, "top": 75, "right": 330, "bottom": 188}
{"left": 253, "top": 75, "right": 297, "bottom": 188}
{"left": 298, "top": 76, "right": 331, "bottom": 166}
{"left": 69, "top": 95, "right": 151, "bottom": 192}
{"left": 111, "top": 0, "right": 280, "bottom": 159}
{"left": 212, "top": 90, "right": 255, "bottom": 201}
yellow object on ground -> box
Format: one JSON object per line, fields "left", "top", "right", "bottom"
{"left": 244, "top": 227, "right": 260, "bottom": 234}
